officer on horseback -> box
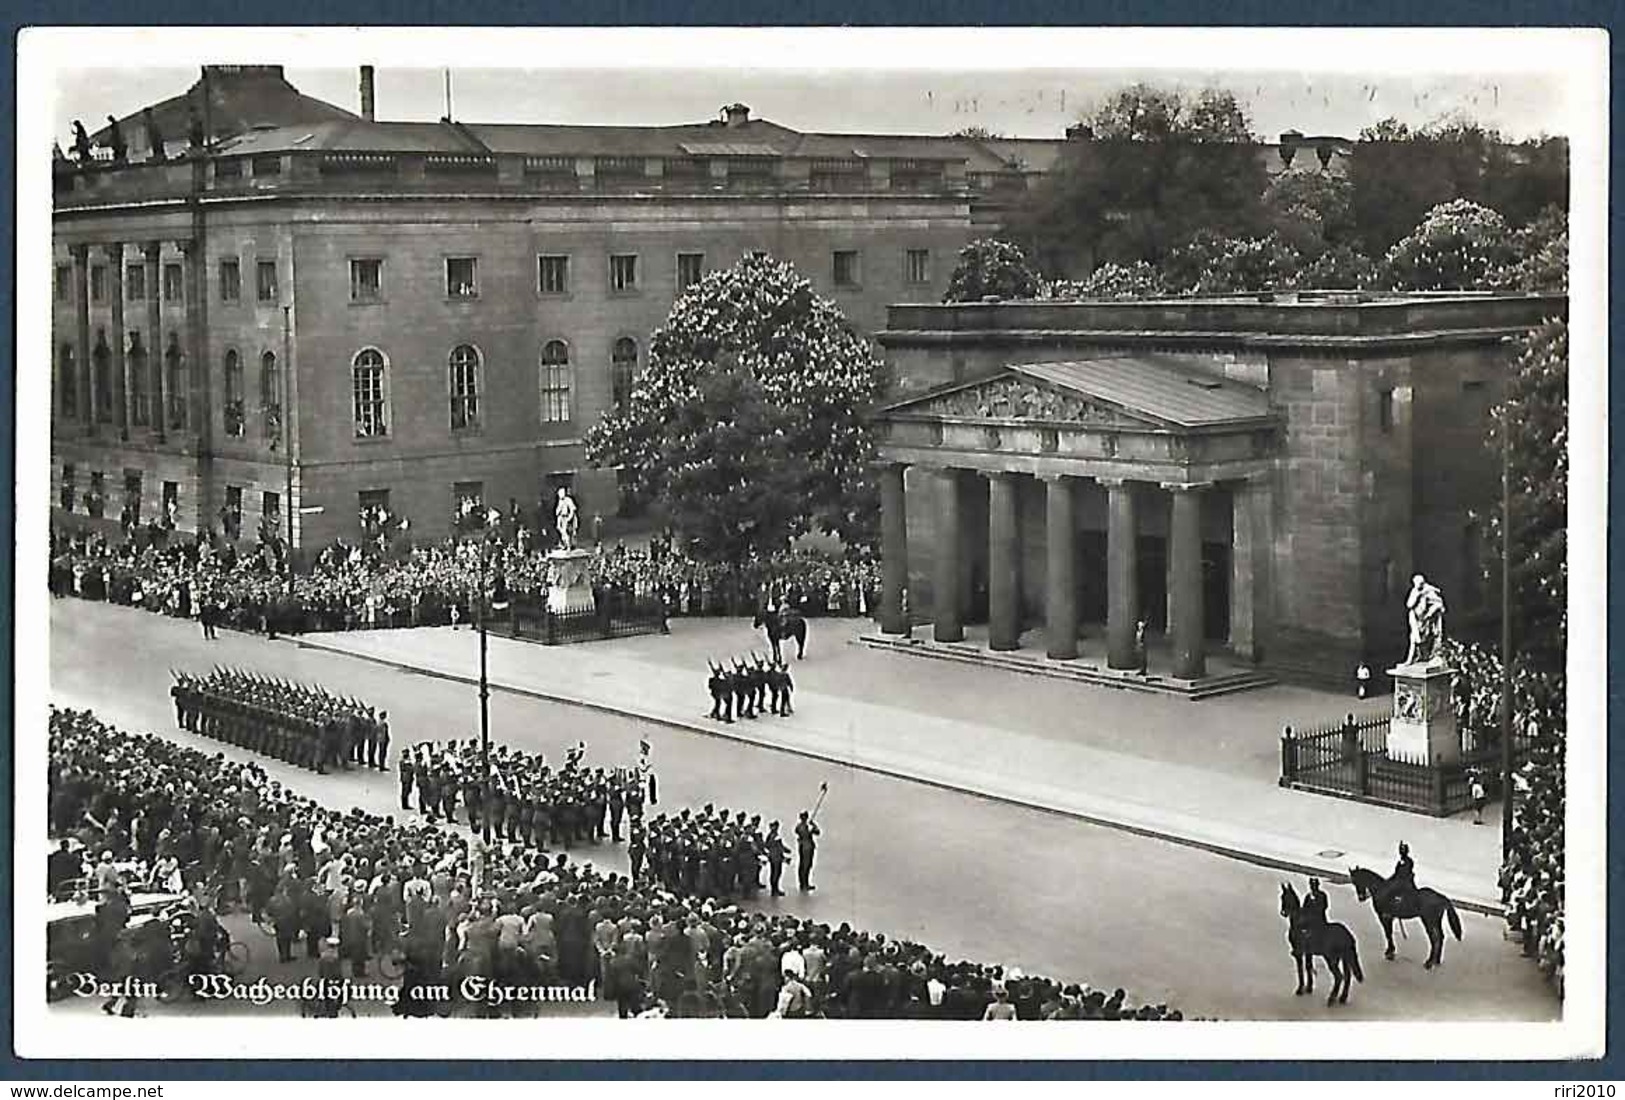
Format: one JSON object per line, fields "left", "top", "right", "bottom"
{"left": 1391, "top": 842, "right": 1416, "bottom": 904}
{"left": 1302, "top": 877, "right": 1330, "bottom": 928}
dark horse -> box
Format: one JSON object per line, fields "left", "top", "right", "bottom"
{"left": 1278, "top": 883, "right": 1364, "bottom": 1006}
{"left": 1348, "top": 866, "right": 1463, "bottom": 970}
{"left": 753, "top": 604, "right": 807, "bottom": 662}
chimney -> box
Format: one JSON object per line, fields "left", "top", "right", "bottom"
{"left": 722, "top": 103, "right": 750, "bottom": 128}
{"left": 360, "top": 65, "right": 376, "bottom": 122}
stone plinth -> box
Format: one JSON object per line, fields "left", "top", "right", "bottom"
{"left": 1386, "top": 661, "right": 1459, "bottom": 767}
{"left": 547, "top": 548, "right": 596, "bottom": 615}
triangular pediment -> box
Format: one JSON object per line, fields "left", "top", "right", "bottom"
{"left": 883, "top": 372, "right": 1168, "bottom": 429}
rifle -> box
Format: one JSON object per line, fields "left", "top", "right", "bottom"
{"left": 808, "top": 780, "right": 829, "bottom": 822}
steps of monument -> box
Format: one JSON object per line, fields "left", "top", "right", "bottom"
{"left": 854, "top": 633, "right": 1278, "bottom": 700}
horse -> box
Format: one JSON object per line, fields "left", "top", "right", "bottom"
{"left": 753, "top": 604, "right": 807, "bottom": 662}
{"left": 1348, "top": 866, "right": 1463, "bottom": 969}
{"left": 1278, "top": 882, "right": 1365, "bottom": 1006}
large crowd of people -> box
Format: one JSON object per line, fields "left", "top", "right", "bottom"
{"left": 49, "top": 707, "right": 1186, "bottom": 1021}
{"left": 49, "top": 523, "right": 883, "bottom": 637}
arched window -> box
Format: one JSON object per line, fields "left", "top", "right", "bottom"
{"left": 611, "top": 337, "right": 637, "bottom": 414}
{"left": 164, "top": 335, "right": 186, "bottom": 429}
{"left": 449, "top": 344, "right": 481, "bottom": 431}
{"left": 540, "top": 340, "right": 571, "bottom": 424}
{"left": 352, "top": 348, "right": 388, "bottom": 439}
{"left": 129, "top": 334, "right": 150, "bottom": 427}
{"left": 223, "top": 349, "right": 244, "bottom": 437}
{"left": 260, "top": 351, "right": 281, "bottom": 441}
{"left": 58, "top": 344, "right": 77, "bottom": 419}
{"left": 92, "top": 332, "right": 112, "bottom": 422}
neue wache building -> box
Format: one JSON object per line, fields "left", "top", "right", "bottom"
{"left": 870, "top": 293, "right": 1564, "bottom": 686}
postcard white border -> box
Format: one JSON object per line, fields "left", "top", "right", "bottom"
{"left": 14, "top": 25, "right": 1609, "bottom": 1062}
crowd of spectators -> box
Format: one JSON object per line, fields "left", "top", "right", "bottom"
{"left": 49, "top": 523, "right": 883, "bottom": 636}
{"left": 49, "top": 706, "right": 1186, "bottom": 1021}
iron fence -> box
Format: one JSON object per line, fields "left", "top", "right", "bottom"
{"left": 506, "top": 596, "right": 668, "bottom": 646}
{"left": 1279, "top": 711, "right": 1530, "bottom": 817}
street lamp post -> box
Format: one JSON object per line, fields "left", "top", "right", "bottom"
{"left": 478, "top": 538, "right": 492, "bottom": 846}
{"left": 1500, "top": 409, "right": 1515, "bottom": 858}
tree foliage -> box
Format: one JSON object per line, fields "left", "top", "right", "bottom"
{"left": 1047, "top": 260, "right": 1168, "bottom": 300}
{"left": 1496, "top": 205, "right": 1569, "bottom": 293}
{"left": 1162, "top": 231, "right": 1300, "bottom": 295}
{"left": 1380, "top": 198, "right": 1516, "bottom": 291}
{"left": 1005, "top": 84, "right": 1267, "bottom": 275}
{"left": 1263, "top": 169, "right": 1356, "bottom": 258}
{"left": 584, "top": 255, "right": 887, "bottom": 565}
{"left": 943, "top": 238, "right": 1042, "bottom": 302}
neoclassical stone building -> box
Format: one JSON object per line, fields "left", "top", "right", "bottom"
{"left": 872, "top": 293, "right": 1562, "bottom": 685}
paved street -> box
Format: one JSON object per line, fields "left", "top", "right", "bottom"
{"left": 47, "top": 600, "right": 1558, "bottom": 1021}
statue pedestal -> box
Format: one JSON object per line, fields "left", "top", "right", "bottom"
{"left": 1385, "top": 661, "right": 1459, "bottom": 767}
{"left": 547, "top": 548, "right": 595, "bottom": 615}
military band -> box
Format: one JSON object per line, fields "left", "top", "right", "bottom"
{"left": 170, "top": 667, "right": 388, "bottom": 774}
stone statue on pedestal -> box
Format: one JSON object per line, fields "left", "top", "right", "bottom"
{"left": 1404, "top": 574, "right": 1446, "bottom": 667}
{"left": 554, "top": 488, "right": 579, "bottom": 551}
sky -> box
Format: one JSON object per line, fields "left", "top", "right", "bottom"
{"left": 49, "top": 55, "right": 1574, "bottom": 146}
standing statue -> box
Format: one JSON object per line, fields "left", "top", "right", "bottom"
{"left": 71, "top": 121, "right": 93, "bottom": 164}
{"left": 1404, "top": 574, "right": 1447, "bottom": 666}
{"left": 105, "top": 115, "right": 127, "bottom": 164}
{"left": 143, "top": 107, "right": 165, "bottom": 163}
{"left": 554, "top": 487, "right": 579, "bottom": 551}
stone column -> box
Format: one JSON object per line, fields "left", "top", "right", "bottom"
{"left": 145, "top": 242, "right": 164, "bottom": 441}
{"left": 1104, "top": 478, "right": 1139, "bottom": 670}
{"left": 71, "top": 244, "right": 92, "bottom": 430}
{"left": 933, "top": 468, "right": 964, "bottom": 643}
{"left": 106, "top": 242, "right": 128, "bottom": 440}
{"left": 180, "top": 240, "right": 209, "bottom": 450}
{"left": 985, "top": 471, "right": 1020, "bottom": 651}
{"left": 879, "top": 462, "right": 910, "bottom": 635}
{"left": 1042, "top": 474, "right": 1078, "bottom": 660}
{"left": 1229, "top": 477, "right": 1257, "bottom": 661}
{"left": 1167, "top": 482, "right": 1209, "bottom": 679}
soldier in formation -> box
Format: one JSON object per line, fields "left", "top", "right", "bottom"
{"left": 705, "top": 655, "right": 794, "bottom": 723}
{"left": 402, "top": 739, "right": 648, "bottom": 853}
{"left": 642, "top": 805, "right": 788, "bottom": 902}
{"left": 169, "top": 668, "right": 386, "bottom": 774}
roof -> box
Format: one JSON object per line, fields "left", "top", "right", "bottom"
{"left": 879, "top": 355, "right": 1274, "bottom": 431}
{"left": 1009, "top": 359, "right": 1272, "bottom": 428}
{"left": 92, "top": 65, "right": 357, "bottom": 154}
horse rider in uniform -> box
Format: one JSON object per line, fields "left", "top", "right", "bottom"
{"left": 1302, "top": 877, "right": 1329, "bottom": 930}
{"left": 1386, "top": 842, "right": 1417, "bottom": 910}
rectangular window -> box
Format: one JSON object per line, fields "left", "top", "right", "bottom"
{"left": 219, "top": 259, "right": 240, "bottom": 303}
{"left": 905, "top": 248, "right": 931, "bottom": 286}
{"left": 610, "top": 254, "right": 639, "bottom": 292}
{"left": 350, "top": 258, "right": 383, "bottom": 302}
{"left": 162, "top": 481, "right": 178, "bottom": 528}
{"left": 453, "top": 481, "right": 485, "bottom": 515}
{"left": 262, "top": 491, "right": 282, "bottom": 536}
{"left": 163, "top": 263, "right": 183, "bottom": 302}
{"left": 353, "top": 357, "right": 387, "bottom": 439}
{"left": 256, "top": 260, "right": 278, "bottom": 303}
{"left": 224, "top": 485, "right": 243, "bottom": 539}
{"left": 127, "top": 264, "right": 146, "bottom": 301}
{"left": 677, "top": 252, "right": 705, "bottom": 291}
{"left": 538, "top": 255, "right": 570, "bottom": 295}
{"left": 252, "top": 155, "right": 283, "bottom": 178}
{"left": 358, "top": 488, "right": 390, "bottom": 517}
{"left": 88, "top": 472, "right": 105, "bottom": 518}
{"left": 59, "top": 464, "right": 76, "bottom": 513}
{"left": 540, "top": 349, "right": 572, "bottom": 425}
{"left": 55, "top": 264, "right": 71, "bottom": 303}
{"left": 833, "top": 250, "right": 861, "bottom": 288}
{"left": 214, "top": 158, "right": 243, "bottom": 181}
{"left": 90, "top": 266, "right": 107, "bottom": 304}
{"left": 123, "top": 470, "right": 144, "bottom": 525}
{"left": 449, "top": 348, "right": 481, "bottom": 432}
{"left": 446, "top": 257, "right": 478, "bottom": 298}
{"left": 1378, "top": 387, "right": 1395, "bottom": 433}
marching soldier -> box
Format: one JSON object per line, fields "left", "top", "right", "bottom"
{"left": 733, "top": 660, "right": 754, "bottom": 720}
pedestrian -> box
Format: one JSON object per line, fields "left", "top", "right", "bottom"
{"left": 1470, "top": 771, "right": 1488, "bottom": 825}
{"left": 1356, "top": 660, "right": 1372, "bottom": 700}
{"left": 794, "top": 810, "right": 819, "bottom": 893}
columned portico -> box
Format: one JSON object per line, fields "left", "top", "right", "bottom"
{"left": 984, "top": 470, "right": 1021, "bottom": 651}
{"left": 933, "top": 468, "right": 965, "bottom": 643}
{"left": 71, "top": 244, "right": 92, "bottom": 431}
{"left": 879, "top": 462, "right": 910, "bottom": 635}
{"left": 1166, "top": 482, "right": 1210, "bottom": 679}
{"left": 1104, "top": 478, "right": 1139, "bottom": 670}
{"left": 1042, "top": 474, "right": 1078, "bottom": 660}
{"left": 106, "top": 243, "right": 128, "bottom": 441}
{"left": 145, "top": 242, "right": 165, "bottom": 442}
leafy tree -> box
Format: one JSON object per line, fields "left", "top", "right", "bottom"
{"left": 950, "top": 125, "right": 1005, "bottom": 140}
{"left": 1495, "top": 205, "right": 1569, "bottom": 293}
{"left": 584, "top": 255, "right": 887, "bottom": 564}
{"left": 1295, "top": 243, "right": 1378, "bottom": 290}
{"left": 1004, "top": 83, "right": 1268, "bottom": 275}
{"left": 1381, "top": 198, "right": 1516, "bottom": 291}
{"left": 1162, "top": 231, "right": 1300, "bottom": 295}
{"left": 943, "top": 238, "right": 1042, "bottom": 302}
{"left": 1263, "top": 169, "right": 1356, "bottom": 258}
{"left": 1047, "top": 260, "right": 1168, "bottom": 300}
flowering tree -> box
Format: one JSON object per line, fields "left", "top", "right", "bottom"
{"left": 943, "top": 238, "right": 1042, "bottom": 302}
{"left": 1163, "top": 231, "right": 1301, "bottom": 295}
{"left": 1296, "top": 244, "right": 1378, "bottom": 290}
{"left": 1381, "top": 199, "right": 1517, "bottom": 291}
{"left": 585, "top": 255, "right": 887, "bottom": 566}
{"left": 1048, "top": 261, "right": 1168, "bottom": 300}
{"left": 1495, "top": 205, "right": 1569, "bottom": 293}
{"left": 1263, "top": 169, "right": 1356, "bottom": 259}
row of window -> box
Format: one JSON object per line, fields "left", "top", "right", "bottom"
{"left": 58, "top": 336, "right": 188, "bottom": 430}
{"left": 58, "top": 247, "right": 938, "bottom": 311}
{"left": 345, "top": 338, "right": 637, "bottom": 440}
{"left": 344, "top": 249, "right": 930, "bottom": 301}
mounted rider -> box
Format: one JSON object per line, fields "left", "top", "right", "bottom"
{"left": 1296, "top": 876, "right": 1329, "bottom": 950}
{"left": 1383, "top": 842, "right": 1418, "bottom": 910}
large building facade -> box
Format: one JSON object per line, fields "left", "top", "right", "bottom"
{"left": 872, "top": 293, "right": 1562, "bottom": 684}
{"left": 49, "top": 66, "right": 1062, "bottom": 549}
